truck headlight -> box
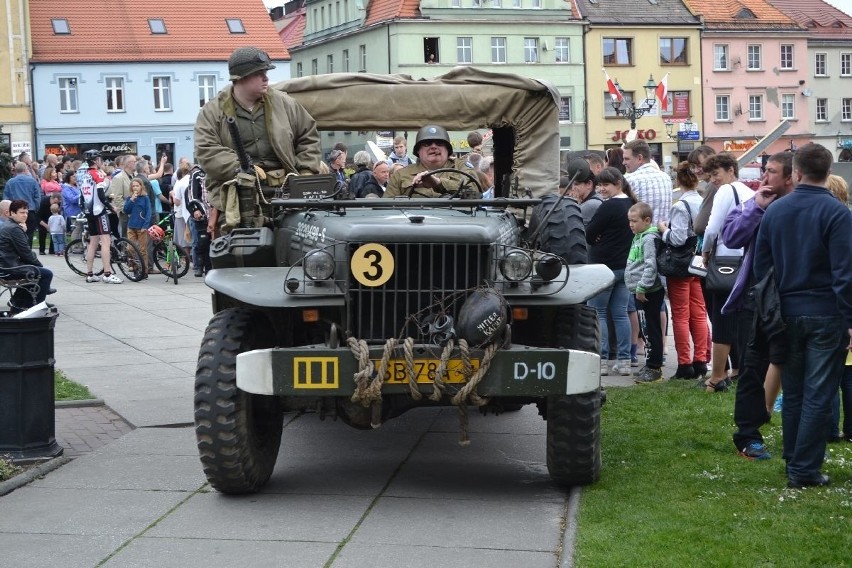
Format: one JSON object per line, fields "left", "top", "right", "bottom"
{"left": 535, "top": 253, "right": 563, "bottom": 282}
{"left": 499, "top": 249, "right": 532, "bottom": 281}
{"left": 304, "top": 249, "right": 335, "bottom": 280}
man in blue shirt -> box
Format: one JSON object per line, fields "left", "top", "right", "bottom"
{"left": 3, "top": 162, "right": 42, "bottom": 247}
{"left": 754, "top": 143, "right": 852, "bottom": 489}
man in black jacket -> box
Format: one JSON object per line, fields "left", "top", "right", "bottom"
{"left": 0, "top": 200, "right": 55, "bottom": 312}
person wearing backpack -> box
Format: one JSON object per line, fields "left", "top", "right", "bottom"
{"left": 657, "top": 162, "right": 710, "bottom": 381}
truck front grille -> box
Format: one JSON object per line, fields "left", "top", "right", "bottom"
{"left": 348, "top": 242, "right": 492, "bottom": 342}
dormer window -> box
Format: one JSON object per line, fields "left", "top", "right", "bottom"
{"left": 226, "top": 18, "right": 245, "bottom": 33}
{"left": 735, "top": 8, "right": 756, "bottom": 19}
{"left": 51, "top": 18, "right": 70, "bottom": 34}
{"left": 148, "top": 19, "right": 167, "bottom": 34}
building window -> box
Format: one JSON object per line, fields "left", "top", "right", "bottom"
{"left": 148, "top": 19, "right": 167, "bottom": 34}
{"left": 748, "top": 94, "right": 763, "bottom": 120}
{"left": 197, "top": 74, "right": 216, "bottom": 107}
{"left": 51, "top": 18, "right": 70, "bottom": 34}
{"left": 311, "top": 59, "right": 318, "bottom": 75}
{"left": 327, "top": 54, "right": 334, "bottom": 73}
{"left": 359, "top": 45, "right": 366, "bottom": 72}
{"left": 512, "top": 0, "right": 520, "bottom": 6}
{"left": 843, "top": 98, "right": 852, "bottom": 121}
{"left": 781, "top": 94, "right": 795, "bottom": 119}
{"left": 715, "top": 95, "right": 730, "bottom": 121}
{"left": 747, "top": 44, "right": 761, "bottom": 70}
{"left": 555, "top": 37, "right": 569, "bottom": 63}
{"left": 424, "top": 37, "right": 440, "bottom": 63}
{"left": 451, "top": 0, "right": 460, "bottom": 6}
{"left": 603, "top": 91, "right": 634, "bottom": 117}
{"left": 559, "top": 96, "right": 572, "bottom": 122}
{"left": 457, "top": 37, "right": 472, "bottom": 64}
{"left": 714, "top": 44, "right": 728, "bottom": 70}
{"left": 532, "top": 0, "right": 541, "bottom": 7}
{"left": 491, "top": 37, "right": 506, "bottom": 63}
{"left": 660, "top": 91, "right": 691, "bottom": 118}
{"left": 815, "top": 53, "right": 827, "bottom": 76}
{"left": 153, "top": 76, "right": 171, "bottom": 111}
{"left": 58, "top": 78, "right": 78, "bottom": 112}
{"left": 105, "top": 77, "right": 125, "bottom": 112}
{"left": 493, "top": 0, "right": 501, "bottom": 6}
{"left": 296, "top": 62, "right": 303, "bottom": 77}
{"left": 780, "top": 44, "right": 794, "bottom": 69}
{"left": 659, "top": 37, "right": 687, "bottom": 65}
{"left": 841, "top": 53, "right": 851, "bottom": 76}
{"left": 816, "top": 98, "right": 828, "bottom": 121}
{"left": 524, "top": 37, "right": 539, "bottom": 63}
{"left": 603, "top": 38, "right": 632, "bottom": 66}
{"left": 225, "top": 18, "right": 245, "bottom": 33}
{"left": 343, "top": 49, "right": 350, "bottom": 72}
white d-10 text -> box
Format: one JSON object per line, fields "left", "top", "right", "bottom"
{"left": 514, "top": 361, "right": 556, "bottom": 381}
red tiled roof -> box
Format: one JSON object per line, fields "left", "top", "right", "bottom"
{"left": 278, "top": 8, "right": 307, "bottom": 51}
{"left": 365, "top": 0, "right": 421, "bottom": 27}
{"left": 765, "top": 0, "right": 852, "bottom": 38}
{"left": 684, "top": 0, "right": 798, "bottom": 26}
{"left": 30, "top": 0, "right": 289, "bottom": 63}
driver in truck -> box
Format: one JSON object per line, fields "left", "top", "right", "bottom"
{"left": 384, "top": 125, "right": 479, "bottom": 198}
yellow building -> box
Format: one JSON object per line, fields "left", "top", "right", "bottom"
{"left": 578, "top": 0, "right": 703, "bottom": 167}
{"left": 0, "top": 0, "right": 33, "bottom": 156}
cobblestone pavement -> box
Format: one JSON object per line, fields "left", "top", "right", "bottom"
{"left": 54, "top": 404, "right": 134, "bottom": 458}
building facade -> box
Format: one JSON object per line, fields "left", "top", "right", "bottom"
{"left": 285, "top": 0, "right": 586, "bottom": 154}
{"left": 576, "top": 0, "right": 703, "bottom": 168}
{"left": 0, "top": 0, "right": 33, "bottom": 158}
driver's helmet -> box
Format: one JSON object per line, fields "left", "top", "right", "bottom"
{"left": 83, "top": 149, "right": 101, "bottom": 166}
{"left": 147, "top": 225, "right": 165, "bottom": 243}
{"left": 413, "top": 125, "right": 453, "bottom": 155}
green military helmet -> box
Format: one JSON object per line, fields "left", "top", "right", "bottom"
{"left": 228, "top": 47, "right": 277, "bottom": 81}
{"left": 413, "top": 125, "right": 453, "bottom": 155}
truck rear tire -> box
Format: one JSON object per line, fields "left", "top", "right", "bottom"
{"left": 546, "top": 304, "right": 602, "bottom": 486}
{"left": 194, "top": 307, "right": 284, "bottom": 494}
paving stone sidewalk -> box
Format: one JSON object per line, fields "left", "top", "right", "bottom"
{"left": 55, "top": 404, "right": 134, "bottom": 458}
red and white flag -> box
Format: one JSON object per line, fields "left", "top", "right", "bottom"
{"left": 603, "top": 69, "right": 622, "bottom": 103}
{"left": 656, "top": 73, "right": 669, "bottom": 111}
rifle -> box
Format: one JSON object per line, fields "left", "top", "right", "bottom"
{"left": 226, "top": 116, "right": 253, "bottom": 174}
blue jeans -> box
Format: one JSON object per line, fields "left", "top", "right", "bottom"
{"left": 587, "top": 268, "right": 631, "bottom": 361}
{"left": 781, "top": 316, "right": 846, "bottom": 481}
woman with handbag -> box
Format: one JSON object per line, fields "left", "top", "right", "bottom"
{"left": 657, "top": 162, "right": 710, "bottom": 381}
{"left": 700, "top": 153, "right": 755, "bottom": 392}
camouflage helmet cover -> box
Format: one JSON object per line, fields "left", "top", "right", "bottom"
{"left": 228, "top": 47, "right": 276, "bottom": 81}
{"left": 413, "top": 125, "right": 453, "bottom": 155}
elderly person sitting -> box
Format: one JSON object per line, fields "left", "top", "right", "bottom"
{"left": 0, "top": 200, "right": 55, "bottom": 313}
{"left": 384, "top": 125, "right": 478, "bottom": 198}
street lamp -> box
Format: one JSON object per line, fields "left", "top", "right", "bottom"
{"left": 610, "top": 74, "right": 658, "bottom": 130}
{"left": 664, "top": 116, "right": 694, "bottom": 163}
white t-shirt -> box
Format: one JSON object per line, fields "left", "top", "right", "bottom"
{"left": 172, "top": 175, "right": 191, "bottom": 223}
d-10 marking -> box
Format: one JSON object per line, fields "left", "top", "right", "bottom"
{"left": 514, "top": 361, "right": 557, "bottom": 381}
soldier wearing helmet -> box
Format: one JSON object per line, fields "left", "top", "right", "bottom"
{"left": 194, "top": 46, "right": 322, "bottom": 233}
{"left": 384, "top": 125, "right": 478, "bottom": 198}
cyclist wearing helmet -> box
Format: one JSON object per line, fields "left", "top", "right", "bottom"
{"left": 384, "top": 125, "right": 478, "bottom": 198}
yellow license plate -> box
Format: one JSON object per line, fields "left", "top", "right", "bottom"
{"left": 373, "top": 359, "right": 481, "bottom": 384}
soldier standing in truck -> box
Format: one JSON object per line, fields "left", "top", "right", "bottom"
{"left": 194, "top": 46, "right": 322, "bottom": 233}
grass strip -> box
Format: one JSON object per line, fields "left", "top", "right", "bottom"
{"left": 55, "top": 370, "right": 95, "bottom": 401}
{"left": 575, "top": 381, "right": 851, "bottom": 567}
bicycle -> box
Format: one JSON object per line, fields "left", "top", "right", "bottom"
{"left": 150, "top": 212, "right": 190, "bottom": 285}
{"left": 64, "top": 212, "right": 146, "bottom": 282}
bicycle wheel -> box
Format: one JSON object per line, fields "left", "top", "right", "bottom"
{"left": 112, "top": 238, "right": 145, "bottom": 282}
{"left": 170, "top": 241, "right": 189, "bottom": 283}
{"left": 64, "top": 239, "right": 104, "bottom": 277}
{"left": 155, "top": 239, "right": 190, "bottom": 281}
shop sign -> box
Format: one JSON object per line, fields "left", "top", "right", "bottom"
{"left": 43, "top": 142, "right": 138, "bottom": 158}
{"left": 612, "top": 129, "right": 657, "bottom": 142}
{"left": 723, "top": 140, "right": 757, "bottom": 153}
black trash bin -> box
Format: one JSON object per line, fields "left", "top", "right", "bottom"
{"left": 0, "top": 313, "right": 63, "bottom": 462}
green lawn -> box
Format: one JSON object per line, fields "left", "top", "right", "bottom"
{"left": 54, "top": 370, "right": 94, "bottom": 401}
{"left": 575, "top": 382, "right": 851, "bottom": 568}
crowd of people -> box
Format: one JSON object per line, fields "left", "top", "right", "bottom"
{"left": 559, "top": 140, "right": 851, "bottom": 489}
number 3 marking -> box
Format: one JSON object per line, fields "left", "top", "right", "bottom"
{"left": 351, "top": 244, "right": 394, "bottom": 287}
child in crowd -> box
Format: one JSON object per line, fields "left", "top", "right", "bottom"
{"left": 48, "top": 203, "right": 66, "bottom": 256}
{"left": 625, "top": 202, "right": 665, "bottom": 384}
{"left": 123, "top": 178, "right": 152, "bottom": 277}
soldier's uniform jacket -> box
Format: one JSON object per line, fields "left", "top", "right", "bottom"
{"left": 194, "top": 85, "right": 322, "bottom": 210}
{"left": 384, "top": 160, "right": 477, "bottom": 198}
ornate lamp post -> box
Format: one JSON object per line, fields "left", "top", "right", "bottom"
{"left": 664, "top": 116, "right": 694, "bottom": 163}
{"left": 610, "top": 75, "right": 658, "bottom": 130}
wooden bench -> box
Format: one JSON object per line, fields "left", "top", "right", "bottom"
{"left": 0, "top": 265, "right": 41, "bottom": 309}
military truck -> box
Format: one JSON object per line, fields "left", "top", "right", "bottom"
{"left": 194, "top": 67, "right": 615, "bottom": 494}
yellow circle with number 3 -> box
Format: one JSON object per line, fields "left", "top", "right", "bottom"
{"left": 351, "top": 244, "right": 394, "bottom": 287}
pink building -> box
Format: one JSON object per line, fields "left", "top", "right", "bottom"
{"left": 686, "top": 0, "right": 810, "bottom": 158}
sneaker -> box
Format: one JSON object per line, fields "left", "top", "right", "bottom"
{"left": 101, "top": 273, "right": 123, "bottom": 284}
{"left": 692, "top": 361, "right": 709, "bottom": 380}
{"left": 787, "top": 473, "right": 830, "bottom": 489}
{"left": 631, "top": 356, "right": 640, "bottom": 367}
{"left": 670, "top": 364, "right": 695, "bottom": 380}
{"left": 739, "top": 442, "right": 771, "bottom": 461}
{"left": 85, "top": 275, "right": 101, "bottom": 283}
{"left": 634, "top": 366, "right": 663, "bottom": 384}
{"left": 773, "top": 393, "right": 783, "bottom": 413}
{"left": 611, "top": 360, "right": 633, "bottom": 376}
{"left": 600, "top": 360, "right": 609, "bottom": 376}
